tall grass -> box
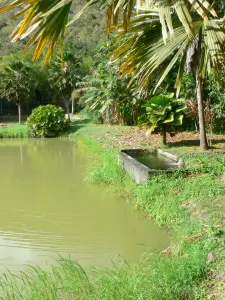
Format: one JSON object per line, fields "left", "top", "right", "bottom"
{"left": 0, "top": 250, "right": 208, "bottom": 300}
{"left": 74, "top": 137, "right": 225, "bottom": 299}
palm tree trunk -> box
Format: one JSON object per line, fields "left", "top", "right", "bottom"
{"left": 18, "top": 104, "right": 21, "bottom": 124}
{"left": 196, "top": 75, "right": 208, "bottom": 150}
{"left": 162, "top": 126, "right": 167, "bottom": 145}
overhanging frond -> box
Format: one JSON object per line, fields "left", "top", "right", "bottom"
{"left": 0, "top": 0, "right": 221, "bottom": 61}
{"left": 111, "top": 14, "right": 225, "bottom": 93}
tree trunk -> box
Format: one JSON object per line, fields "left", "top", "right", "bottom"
{"left": 115, "top": 102, "right": 124, "bottom": 125}
{"left": 64, "top": 96, "right": 70, "bottom": 121}
{"left": 132, "top": 104, "right": 138, "bottom": 125}
{"left": 195, "top": 119, "right": 199, "bottom": 132}
{"left": 18, "top": 104, "right": 21, "bottom": 124}
{"left": 66, "top": 102, "right": 70, "bottom": 121}
{"left": 71, "top": 98, "right": 74, "bottom": 115}
{"left": 196, "top": 75, "right": 208, "bottom": 150}
{"left": 105, "top": 107, "right": 110, "bottom": 124}
{"left": 162, "top": 127, "right": 167, "bottom": 145}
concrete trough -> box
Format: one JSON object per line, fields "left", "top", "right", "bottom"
{"left": 119, "top": 149, "right": 183, "bottom": 184}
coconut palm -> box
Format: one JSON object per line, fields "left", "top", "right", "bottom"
{"left": 0, "top": 61, "right": 34, "bottom": 123}
{"left": 110, "top": 12, "right": 225, "bottom": 149}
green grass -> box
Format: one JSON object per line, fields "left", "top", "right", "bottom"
{"left": 73, "top": 134, "right": 225, "bottom": 299}
{"left": 0, "top": 124, "right": 29, "bottom": 138}
{"left": 0, "top": 248, "right": 209, "bottom": 299}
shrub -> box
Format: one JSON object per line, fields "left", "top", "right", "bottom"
{"left": 139, "top": 94, "right": 186, "bottom": 145}
{"left": 27, "top": 105, "right": 69, "bottom": 137}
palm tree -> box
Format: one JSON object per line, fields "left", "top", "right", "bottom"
{"left": 47, "top": 55, "right": 80, "bottom": 121}
{"left": 0, "top": 61, "right": 34, "bottom": 123}
{"left": 110, "top": 12, "right": 225, "bottom": 149}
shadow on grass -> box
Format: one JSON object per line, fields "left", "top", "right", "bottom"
{"left": 167, "top": 139, "right": 225, "bottom": 148}
{"left": 66, "top": 119, "right": 91, "bottom": 135}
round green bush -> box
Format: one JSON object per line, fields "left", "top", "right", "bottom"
{"left": 27, "top": 105, "right": 69, "bottom": 137}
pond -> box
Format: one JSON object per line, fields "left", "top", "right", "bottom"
{"left": 0, "top": 139, "right": 168, "bottom": 272}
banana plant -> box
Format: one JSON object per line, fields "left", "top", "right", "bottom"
{"left": 139, "top": 95, "right": 186, "bottom": 145}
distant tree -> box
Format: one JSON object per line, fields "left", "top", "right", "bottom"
{"left": 0, "top": 61, "right": 34, "bottom": 123}
{"left": 47, "top": 49, "right": 81, "bottom": 121}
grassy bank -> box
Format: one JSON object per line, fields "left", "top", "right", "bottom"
{"left": 74, "top": 134, "right": 225, "bottom": 298}
{"left": 0, "top": 121, "right": 225, "bottom": 299}
{"left": 0, "top": 124, "right": 28, "bottom": 138}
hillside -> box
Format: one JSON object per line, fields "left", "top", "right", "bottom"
{"left": 0, "top": 1, "right": 105, "bottom": 57}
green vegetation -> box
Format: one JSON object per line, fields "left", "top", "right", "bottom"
{"left": 0, "top": 124, "right": 28, "bottom": 138}
{"left": 0, "top": 61, "right": 34, "bottom": 123}
{"left": 0, "top": 250, "right": 208, "bottom": 299}
{"left": 72, "top": 126, "right": 225, "bottom": 299}
{"left": 27, "top": 105, "right": 69, "bottom": 137}
{"left": 112, "top": 12, "right": 225, "bottom": 150}
{"left": 47, "top": 51, "right": 81, "bottom": 120}
{"left": 79, "top": 43, "right": 142, "bottom": 126}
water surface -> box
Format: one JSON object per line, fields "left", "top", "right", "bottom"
{"left": 0, "top": 139, "right": 168, "bottom": 271}
{"left": 135, "top": 153, "right": 178, "bottom": 170}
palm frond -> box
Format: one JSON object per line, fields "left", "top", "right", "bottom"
{"left": 0, "top": 0, "right": 72, "bottom": 62}
{"left": 0, "top": 0, "right": 221, "bottom": 61}
{"left": 111, "top": 13, "right": 225, "bottom": 93}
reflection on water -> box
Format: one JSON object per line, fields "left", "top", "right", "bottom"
{"left": 0, "top": 139, "right": 168, "bottom": 271}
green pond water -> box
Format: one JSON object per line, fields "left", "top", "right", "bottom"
{"left": 0, "top": 139, "right": 168, "bottom": 272}
{"left": 135, "top": 153, "right": 178, "bottom": 170}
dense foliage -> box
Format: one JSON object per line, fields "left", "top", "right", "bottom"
{"left": 27, "top": 105, "right": 69, "bottom": 137}
{"left": 79, "top": 43, "right": 143, "bottom": 125}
